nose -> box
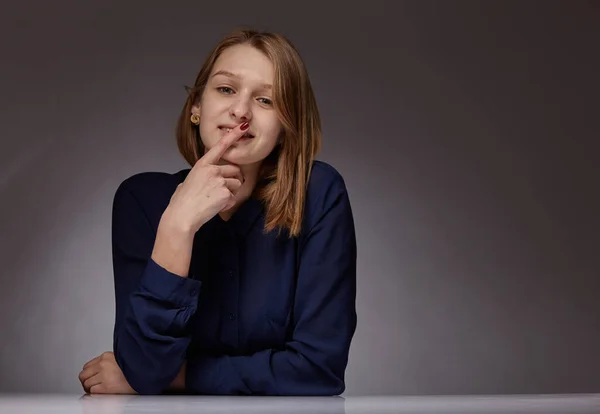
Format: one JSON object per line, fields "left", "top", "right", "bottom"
{"left": 229, "top": 96, "right": 252, "bottom": 122}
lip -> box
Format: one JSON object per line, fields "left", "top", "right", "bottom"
{"left": 219, "top": 125, "right": 254, "bottom": 138}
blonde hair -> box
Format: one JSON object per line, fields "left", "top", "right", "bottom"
{"left": 176, "top": 27, "right": 321, "bottom": 237}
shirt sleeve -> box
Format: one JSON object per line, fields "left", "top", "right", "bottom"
{"left": 184, "top": 181, "right": 358, "bottom": 396}
{"left": 111, "top": 181, "right": 202, "bottom": 395}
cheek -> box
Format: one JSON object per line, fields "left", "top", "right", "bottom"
{"left": 263, "top": 119, "right": 283, "bottom": 143}
{"left": 197, "top": 109, "right": 220, "bottom": 144}
{"left": 255, "top": 129, "right": 280, "bottom": 153}
{"left": 266, "top": 128, "right": 281, "bottom": 145}
{"left": 198, "top": 122, "right": 211, "bottom": 145}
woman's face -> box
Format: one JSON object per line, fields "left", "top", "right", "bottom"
{"left": 192, "top": 44, "right": 282, "bottom": 166}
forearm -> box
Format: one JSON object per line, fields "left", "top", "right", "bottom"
{"left": 151, "top": 208, "right": 196, "bottom": 278}
{"left": 184, "top": 341, "right": 349, "bottom": 396}
{"left": 111, "top": 182, "right": 200, "bottom": 394}
{"left": 113, "top": 254, "right": 201, "bottom": 394}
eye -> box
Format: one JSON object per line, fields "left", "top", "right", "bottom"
{"left": 258, "top": 97, "right": 273, "bottom": 105}
{"left": 217, "top": 86, "right": 234, "bottom": 94}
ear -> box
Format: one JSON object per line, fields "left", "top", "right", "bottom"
{"left": 191, "top": 102, "right": 201, "bottom": 115}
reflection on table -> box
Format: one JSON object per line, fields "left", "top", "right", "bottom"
{"left": 0, "top": 393, "right": 597, "bottom": 414}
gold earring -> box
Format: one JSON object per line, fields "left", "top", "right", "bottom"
{"left": 190, "top": 114, "right": 200, "bottom": 125}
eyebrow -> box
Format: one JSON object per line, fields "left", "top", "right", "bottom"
{"left": 211, "top": 70, "right": 272, "bottom": 90}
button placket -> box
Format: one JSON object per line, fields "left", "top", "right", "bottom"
{"left": 219, "top": 226, "right": 240, "bottom": 347}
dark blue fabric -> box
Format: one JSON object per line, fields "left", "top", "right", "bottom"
{"left": 111, "top": 160, "right": 357, "bottom": 395}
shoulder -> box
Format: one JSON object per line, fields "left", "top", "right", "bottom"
{"left": 307, "top": 159, "right": 350, "bottom": 201}
{"left": 307, "top": 160, "right": 347, "bottom": 191}
{"left": 113, "top": 168, "right": 191, "bottom": 222}
{"left": 302, "top": 160, "right": 353, "bottom": 233}
{"left": 116, "top": 169, "right": 190, "bottom": 198}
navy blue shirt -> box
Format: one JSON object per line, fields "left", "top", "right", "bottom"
{"left": 111, "top": 160, "right": 357, "bottom": 396}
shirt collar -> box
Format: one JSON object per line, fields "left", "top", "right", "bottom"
{"left": 222, "top": 195, "right": 264, "bottom": 238}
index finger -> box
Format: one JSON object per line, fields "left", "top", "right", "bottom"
{"left": 200, "top": 121, "right": 249, "bottom": 165}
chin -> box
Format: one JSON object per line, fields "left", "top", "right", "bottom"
{"left": 222, "top": 144, "right": 272, "bottom": 166}
{"left": 221, "top": 149, "right": 263, "bottom": 166}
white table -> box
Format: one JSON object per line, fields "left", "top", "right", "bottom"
{"left": 0, "top": 394, "right": 597, "bottom": 414}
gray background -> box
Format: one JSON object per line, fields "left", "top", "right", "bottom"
{"left": 1, "top": 0, "right": 598, "bottom": 396}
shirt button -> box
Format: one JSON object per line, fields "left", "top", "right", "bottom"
{"left": 229, "top": 270, "right": 234, "bottom": 279}
{"left": 229, "top": 313, "right": 236, "bottom": 321}
{"left": 189, "top": 288, "right": 197, "bottom": 297}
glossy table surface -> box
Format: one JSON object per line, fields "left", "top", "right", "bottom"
{"left": 0, "top": 394, "right": 597, "bottom": 414}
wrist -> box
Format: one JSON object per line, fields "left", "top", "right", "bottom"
{"left": 159, "top": 207, "right": 198, "bottom": 238}
{"left": 152, "top": 209, "right": 197, "bottom": 278}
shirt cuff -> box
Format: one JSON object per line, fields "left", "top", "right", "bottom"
{"left": 140, "top": 258, "right": 202, "bottom": 308}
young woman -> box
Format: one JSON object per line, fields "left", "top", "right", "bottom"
{"left": 78, "top": 27, "right": 357, "bottom": 396}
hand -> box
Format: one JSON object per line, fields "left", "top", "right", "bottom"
{"left": 78, "top": 352, "right": 137, "bottom": 395}
{"left": 164, "top": 121, "right": 249, "bottom": 233}
{"left": 167, "top": 360, "right": 187, "bottom": 391}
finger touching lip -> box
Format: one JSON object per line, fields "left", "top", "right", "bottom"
{"left": 219, "top": 126, "right": 254, "bottom": 137}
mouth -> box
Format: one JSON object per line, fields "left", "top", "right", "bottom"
{"left": 219, "top": 126, "right": 255, "bottom": 139}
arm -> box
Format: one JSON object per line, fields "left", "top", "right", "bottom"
{"left": 111, "top": 127, "right": 249, "bottom": 395}
{"left": 111, "top": 182, "right": 200, "bottom": 395}
{"left": 184, "top": 182, "right": 357, "bottom": 396}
